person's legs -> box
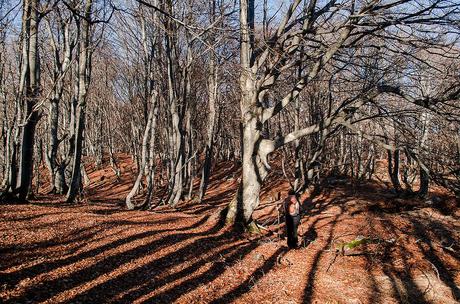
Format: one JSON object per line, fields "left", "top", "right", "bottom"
{"left": 292, "top": 214, "right": 300, "bottom": 246}
{"left": 286, "top": 214, "right": 299, "bottom": 248}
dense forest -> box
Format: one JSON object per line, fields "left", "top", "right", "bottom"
{"left": 0, "top": 0, "right": 459, "bottom": 303}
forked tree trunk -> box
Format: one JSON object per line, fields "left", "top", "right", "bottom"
{"left": 226, "top": 75, "right": 269, "bottom": 228}
{"left": 66, "top": 0, "right": 93, "bottom": 203}
{"left": 45, "top": 18, "right": 73, "bottom": 194}
{"left": 165, "top": 2, "right": 185, "bottom": 207}
{"left": 227, "top": 0, "right": 353, "bottom": 229}
{"left": 241, "top": 120, "right": 268, "bottom": 226}
{"left": 66, "top": 100, "right": 86, "bottom": 202}
{"left": 224, "top": 0, "right": 263, "bottom": 229}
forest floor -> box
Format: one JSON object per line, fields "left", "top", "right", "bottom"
{"left": 1, "top": 154, "right": 459, "bottom": 304}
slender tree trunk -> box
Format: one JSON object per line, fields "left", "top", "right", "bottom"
{"left": 184, "top": 107, "right": 194, "bottom": 200}
{"left": 34, "top": 138, "right": 43, "bottom": 194}
{"left": 293, "top": 97, "right": 302, "bottom": 191}
{"left": 126, "top": 114, "right": 152, "bottom": 209}
{"left": 5, "top": 93, "right": 20, "bottom": 193}
{"left": 64, "top": 60, "right": 79, "bottom": 187}
{"left": 1, "top": 100, "right": 12, "bottom": 189}
{"left": 144, "top": 93, "right": 159, "bottom": 207}
{"left": 46, "top": 96, "right": 59, "bottom": 192}
{"left": 418, "top": 111, "right": 430, "bottom": 198}
{"left": 198, "top": 0, "right": 218, "bottom": 203}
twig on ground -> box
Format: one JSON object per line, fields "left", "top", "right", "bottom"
{"left": 428, "top": 261, "right": 441, "bottom": 281}
{"left": 326, "top": 251, "right": 339, "bottom": 272}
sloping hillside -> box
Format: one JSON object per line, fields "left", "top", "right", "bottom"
{"left": 1, "top": 155, "right": 459, "bottom": 303}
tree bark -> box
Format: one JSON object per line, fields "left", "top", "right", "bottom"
{"left": 15, "top": 0, "right": 40, "bottom": 200}
{"left": 418, "top": 111, "right": 430, "bottom": 198}
{"left": 45, "top": 18, "right": 73, "bottom": 194}
{"left": 165, "top": 2, "right": 185, "bottom": 207}
{"left": 198, "top": 0, "right": 218, "bottom": 203}
{"left": 66, "top": 0, "right": 93, "bottom": 203}
{"left": 388, "top": 150, "right": 402, "bottom": 192}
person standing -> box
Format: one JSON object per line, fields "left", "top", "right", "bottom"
{"left": 285, "top": 190, "right": 301, "bottom": 249}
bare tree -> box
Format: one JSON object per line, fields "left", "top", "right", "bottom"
{"left": 66, "top": 0, "right": 94, "bottom": 203}
{"left": 227, "top": 0, "right": 460, "bottom": 230}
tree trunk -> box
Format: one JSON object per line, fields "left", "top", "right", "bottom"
{"left": 198, "top": 0, "right": 218, "bottom": 203}
{"left": 165, "top": 3, "right": 185, "bottom": 207}
{"left": 388, "top": 150, "right": 402, "bottom": 192}
{"left": 66, "top": 0, "right": 93, "bottom": 203}
{"left": 66, "top": 102, "right": 86, "bottom": 202}
{"left": 293, "top": 97, "right": 302, "bottom": 191}
{"left": 419, "top": 166, "right": 429, "bottom": 198}
{"left": 184, "top": 107, "right": 194, "bottom": 200}
{"left": 46, "top": 97, "right": 59, "bottom": 192}
{"left": 45, "top": 17, "right": 73, "bottom": 194}
{"left": 144, "top": 95, "right": 158, "bottom": 207}
{"left": 126, "top": 98, "right": 155, "bottom": 209}
{"left": 55, "top": 163, "right": 68, "bottom": 194}
{"left": 15, "top": 0, "right": 40, "bottom": 200}
{"left": 418, "top": 111, "right": 430, "bottom": 198}
{"left": 241, "top": 118, "right": 266, "bottom": 224}
{"left": 226, "top": 0, "right": 264, "bottom": 229}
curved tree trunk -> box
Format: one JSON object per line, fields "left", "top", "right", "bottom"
{"left": 126, "top": 105, "right": 154, "bottom": 209}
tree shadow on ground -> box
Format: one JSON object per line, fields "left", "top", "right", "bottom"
{"left": 2, "top": 207, "right": 283, "bottom": 304}
{"left": 209, "top": 246, "right": 287, "bottom": 304}
{"left": 2, "top": 215, "right": 209, "bottom": 286}
{"left": 2, "top": 175, "right": 458, "bottom": 303}
{"left": 362, "top": 212, "right": 431, "bottom": 304}
{"left": 410, "top": 218, "right": 460, "bottom": 300}
{"left": 302, "top": 208, "right": 342, "bottom": 303}
{"left": 297, "top": 180, "right": 459, "bottom": 304}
